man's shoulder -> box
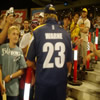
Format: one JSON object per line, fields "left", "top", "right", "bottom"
{"left": 77, "top": 18, "right": 83, "bottom": 25}
{"left": 33, "top": 24, "right": 46, "bottom": 31}
{"left": 85, "top": 18, "right": 90, "bottom": 23}
{"left": 78, "top": 18, "right": 83, "bottom": 22}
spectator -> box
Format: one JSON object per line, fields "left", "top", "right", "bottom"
{"left": 39, "top": 12, "right": 44, "bottom": 25}
{"left": 0, "top": 8, "right": 16, "bottom": 99}
{"left": 63, "top": 15, "right": 71, "bottom": 33}
{"left": 89, "top": 12, "right": 94, "bottom": 33}
{"left": 0, "top": 25, "right": 27, "bottom": 100}
{"left": 94, "top": 16, "right": 100, "bottom": 29}
{"left": 20, "top": 19, "right": 30, "bottom": 39}
{"left": 70, "top": 12, "right": 80, "bottom": 42}
{"left": 19, "top": 20, "right": 37, "bottom": 100}
{"left": 31, "top": 20, "right": 39, "bottom": 30}
{"left": 77, "top": 8, "right": 91, "bottom": 71}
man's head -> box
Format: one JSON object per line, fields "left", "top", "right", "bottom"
{"left": 44, "top": 4, "right": 58, "bottom": 21}
{"left": 8, "top": 26, "right": 20, "bottom": 44}
{"left": 82, "top": 8, "right": 88, "bottom": 18}
{"left": 23, "top": 19, "right": 30, "bottom": 30}
{"left": 31, "top": 20, "right": 39, "bottom": 29}
{"left": 39, "top": 12, "right": 44, "bottom": 25}
{"left": 63, "top": 15, "right": 71, "bottom": 26}
{"left": 73, "top": 12, "right": 79, "bottom": 23}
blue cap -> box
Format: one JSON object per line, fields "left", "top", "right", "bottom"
{"left": 44, "top": 4, "right": 56, "bottom": 14}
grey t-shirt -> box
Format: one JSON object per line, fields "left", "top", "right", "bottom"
{"left": 0, "top": 43, "right": 27, "bottom": 96}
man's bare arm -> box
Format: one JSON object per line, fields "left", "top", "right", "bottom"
{"left": 94, "top": 50, "right": 100, "bottom": 57}
{"left": 0, "top": 23, "right": 10, "bottom": 44}
{"left": 26, "top": 60, "right": 36, "bottom": 70}
{"left": 67, "top": 62, "right": 72, "bottom": 76}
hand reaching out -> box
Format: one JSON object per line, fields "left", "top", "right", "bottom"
{"left": 6, "top": 14, "right": 15, "bottom": 25}
{"left": 86, "top": 54, "right": 92, "bottom": 61}
{"left": 89, "top": 42, "right": 96, "bottom": 52}
{"left": 74, "top": 38, "right": 83, "bottom": 46}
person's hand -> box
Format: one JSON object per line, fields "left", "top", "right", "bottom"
{"left": 86, "top": 54, "right": 92, "bottom": 61}
{"left": 89, "top": 42, "right": 96, "bottom": 52}
{"left": 0, "top": 84, "right": 6, "bottom": 95}
{"left": 4, "top": 75, "right": 11, "bottom": 83}
{"left": 74, "top": 38, "right": 83, "bottom": 46}
{"left": 6, "top": 14, "right": 15, "bottom": 25}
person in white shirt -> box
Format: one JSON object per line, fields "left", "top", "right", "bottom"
{"left": 77, "top": 8, "right": 90, "bottom": 71}
{"left": 39, "top": 12, "right": 44, "bottom": 25}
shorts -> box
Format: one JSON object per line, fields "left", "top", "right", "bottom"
{"left": 79, "top": 41, "right": 87, "bottom": 58}
{"left": 35, "top": 83, "right": 66, "bottom": 100}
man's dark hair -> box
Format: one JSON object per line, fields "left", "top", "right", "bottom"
{"left": 23, "top": 19, "right": 29, "bottom": 23}
{"left": 73, "top": 12, "right": 79, "bottom": 17}
{"left": 63, "top": 15, "right": 71, "bottom": 20}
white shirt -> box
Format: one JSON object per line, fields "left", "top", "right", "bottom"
{"left": 77, "top": 18, "right": 90, "bottom": 42}
{"left": 19, "top": 33, "right": 34, "bottom": 49}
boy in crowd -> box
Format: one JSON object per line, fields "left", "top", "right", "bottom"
{"left": 0, "top": 26, "right": 27, "bottom": 100}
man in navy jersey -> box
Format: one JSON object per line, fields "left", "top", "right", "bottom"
{"left": 27, "top": 4, "right": 72, "bottom": 100}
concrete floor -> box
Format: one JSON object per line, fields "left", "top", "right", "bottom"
{"left": 67, "top": 61, "right": 100, "bottom": 100}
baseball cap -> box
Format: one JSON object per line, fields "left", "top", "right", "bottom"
{"left": 44, "top": 4, "right": 56, "bottom": 14}
{"left": 39, "top": 12, "right": 44, "bottom": 18}
{"left": 82, "top": 8, "right": 88, "bottom": 12}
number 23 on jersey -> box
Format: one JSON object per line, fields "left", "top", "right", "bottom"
{"left": 43, "top": 42, "right": 66, "bottom": 69}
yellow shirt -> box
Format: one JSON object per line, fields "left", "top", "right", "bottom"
{"left": 70, "top": 21, "right": 80, "bottom": 42}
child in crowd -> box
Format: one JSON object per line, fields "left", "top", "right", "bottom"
{"left": 0, "top": 25, "right": 27, "bottom": 100}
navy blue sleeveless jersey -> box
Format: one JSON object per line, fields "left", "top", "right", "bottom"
{"left": 27, "top": 18, "right": 72, "bottom": 86}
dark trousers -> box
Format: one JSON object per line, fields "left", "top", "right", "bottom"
{"left": 35, "top": 83, "right": 66, "bottom": 100}
{"left": 7, "top": 96, "right": 19, "bottom": 100}
{"left": 0, "top": 91, "right": 19, "bottom": 100}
